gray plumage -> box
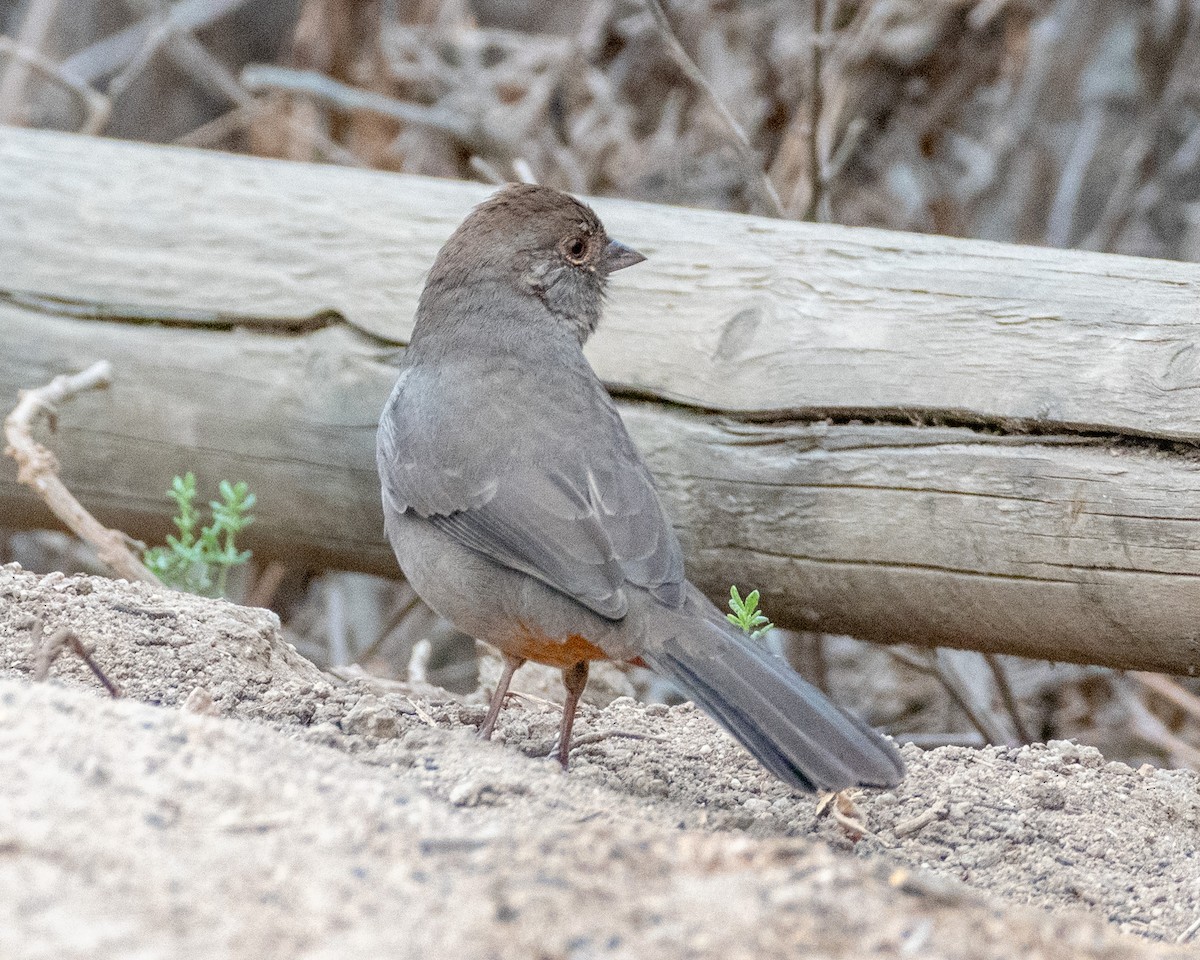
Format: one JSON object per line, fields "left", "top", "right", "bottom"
{"left": 377, "top": 183, "right": 904, "bottom": 792}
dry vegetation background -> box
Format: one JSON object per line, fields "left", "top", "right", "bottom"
{"left": 5, "top": 0, "right": 1200, "bottom": 770}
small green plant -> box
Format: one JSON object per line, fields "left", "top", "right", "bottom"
{"left": 726, "top": 585, "right": 774, "bottom": 640}
{"left": 143, "top": 472, "right": 256, "bottom": 598}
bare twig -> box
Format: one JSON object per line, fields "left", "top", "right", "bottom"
{"left": 175, "top": 102, "right": 262, "bottom": 148}
{"left": 888, "top": 648, "right": 1014, "bottom": 747}
{"left": 175, "top": 93, "right": 357, "bottom": 165}
{"left": 535, "top": 728, "right": 670, "bottom": 765}
{"left": 404, "top": 693, "right": 438, "bottom": 728}
{"left": 505, "top": 689, "right": 563, "bottom": 712}
{"left": 144, "top": 28, "right": 361, "bottom": 166}
{"left": 325, "top": 577, "right": 349, "bottom": 666}
{"left": 642, "top": 0, "right": 785, "bottom": 217}
{"left": 1122, "top": 123, "right": 1200, "bottom": 237}
{"left": 93, "top": 2, "right": 360, "bottom": 166}
{"left": 816, "top": 789, "right": 880, "bottom": 843}
{"left": 31, "top": 618, "right": 122, "bottom": 697}
{"left": 800, "top": 0, "right": 825, "bottom": 222}
{"left": 1131, "top": 671, "right": 1200, "bottom": 726}
{"left": 164, "top": 30, "right": 252, "bottom": 108}
{"left": 1044, "top": 102, "right": 1103, "bottom": 247}
{"left": 1177, "top": 912, "right": 1200, "bottom": 944}
{"left": 246, "top": 560, "right": 288, "bottom": 610}
{"left": 936, "top": 649, "right": 1016, "bottom": 746}
{"left": 511, "top": 157, "right": 538, "bottom": 184}
{"left": 983, "top": 652, "right": 1033, "bottom": 743}
{"left": 104, "top": 5, "right": 175, "bottom": 105}
{"left": 0, "top": 0, "right": 62, "bottom": 122}
{"left": 568, "top": 729, "right": 670, "bottom": 748}
{"left": 1122, "top": 682, "right": 1200, "bottom": 771}
{"left": 892, "top": 801, "right": 946, "bottom": 838}
{"left": 60, "top": 0, "right": 254, "bottom": 83}
{"left": 0, "top": 37, "right": 111, "bottom": 134}
{"left": 822, "top": 115, "right": 865, "bottom": 185}
{"left": 468, "top": 155, "right": 507, "bottom": 185}
{"left": 352, "top": 588, "right": 422, "bottom": 666}
{"left": 1083, "top": 21, "right": 1200, "bottom": 251}
{"left": 966, "top": 0, "right": 1066, "bottom": 210}
{"left": 4, "top": 361, "right": 158, "bottom": 585}
{"left": 240, "top": 64, "right": 475, "bottom": 141}
{"left": 406, "top": 638, "right": 432, "bottom": 685}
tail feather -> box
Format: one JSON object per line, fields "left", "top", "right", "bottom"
{"left": 643, "top": 621, "right": 904, "bottom": 793}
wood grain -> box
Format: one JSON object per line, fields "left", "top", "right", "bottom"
{"left": 3, "top": 299, "right": 1200, "bottom": 674}
{"left": 5, "top": 128, "right": 1200, "bottom": 437}
{"left": 4, "top": 128, "right": 1200, "bottom": 674}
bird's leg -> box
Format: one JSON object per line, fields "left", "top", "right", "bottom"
{"left": 555, "top": 660, "right": 590, "bottom": 769}
{"left": 479, "top": 652, "right": 525, "bottom": 740}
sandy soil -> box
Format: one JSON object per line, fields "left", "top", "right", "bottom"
{"left": 1, "top": 562, "right": 1197, "bottom": 959}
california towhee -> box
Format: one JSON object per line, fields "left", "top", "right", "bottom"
{"left": 377, "top": 184, "right": 904, "bottom": 792}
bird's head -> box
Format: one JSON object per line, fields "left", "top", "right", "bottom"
{"left": 420, "top": 184, "right": 645, "bottom": 345}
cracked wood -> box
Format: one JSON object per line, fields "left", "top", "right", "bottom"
{"left": 4, "top": 128, "right": 1200, "bottom": 673}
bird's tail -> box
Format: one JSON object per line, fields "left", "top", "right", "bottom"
{"left": 641, "top": 612, "right": 904, "bottom": 793}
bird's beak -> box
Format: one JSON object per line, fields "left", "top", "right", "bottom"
{"left": 603, "top": 239, "right": 646, "bottom": 272}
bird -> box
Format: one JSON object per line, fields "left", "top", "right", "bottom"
{"left": 376, "top": 183, "right": 904, "bottom": 793}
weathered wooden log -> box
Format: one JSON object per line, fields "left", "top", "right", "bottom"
{"left": 4, "top": 127, "right": 1200, "bottom": 674}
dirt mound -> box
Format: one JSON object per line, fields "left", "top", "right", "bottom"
{"left": 1, "top": 563, "right": 1195, "bottom": 958}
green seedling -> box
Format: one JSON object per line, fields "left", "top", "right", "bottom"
{"left": 726, "top": 585, "right": 773, "bottom": 640}
{"left": 144, "top": 472, "right": 256, "bottom": 598}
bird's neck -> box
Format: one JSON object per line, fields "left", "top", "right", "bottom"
{"left": 409, "top": 278, "right": 596, "bottom": 360}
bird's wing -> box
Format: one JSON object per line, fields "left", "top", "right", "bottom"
{"left": 378, "top": 369, "right": 685, "bottom": 620}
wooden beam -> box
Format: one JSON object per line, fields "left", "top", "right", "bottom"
{"left": 3, "top": 301, "right": 1200, "bottom": 674}
{"left": 4, "top": 128, "right": 1200, "bottom": 674}
{"left": 6, "top": 128, "right": 1200, "bottom": 438}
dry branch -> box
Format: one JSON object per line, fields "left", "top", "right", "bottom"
{"left": 0, "top": 0, "right": 63, "bottom": 122}
{"left": 983, "top": 653, "right": 1033, "bottom": 744}
{"left": 60, "top": 0, "right": 254, "bottom": 84}
{"left": 887, "top": 648, "right": 1015, "bottom": 747}
{"left": 31, "top": 617, "right": 121, "bottom": 697}
{"left": 643, "top": 0, "right": 784, "bottom": 216}
{"left": 240, "top": 64, "right": 474, "bottom": 140}
{"left": 800, "top": 0, "right": 825, "bottom": 221}
{"left": 0, "top": 36, "right": 111, "bottom": 134}
{"left": 1123, "top": 686, "right": 1200, "bottom": 772}
{"left": 3, "top": 360, "right": 156, "bottom": 585}
{"left": 1131, "top": 672, "right": 1200, "bottom": 727}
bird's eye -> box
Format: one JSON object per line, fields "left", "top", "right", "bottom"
{"left": 564, "top": 237, "right": 587, "bottom": 263}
